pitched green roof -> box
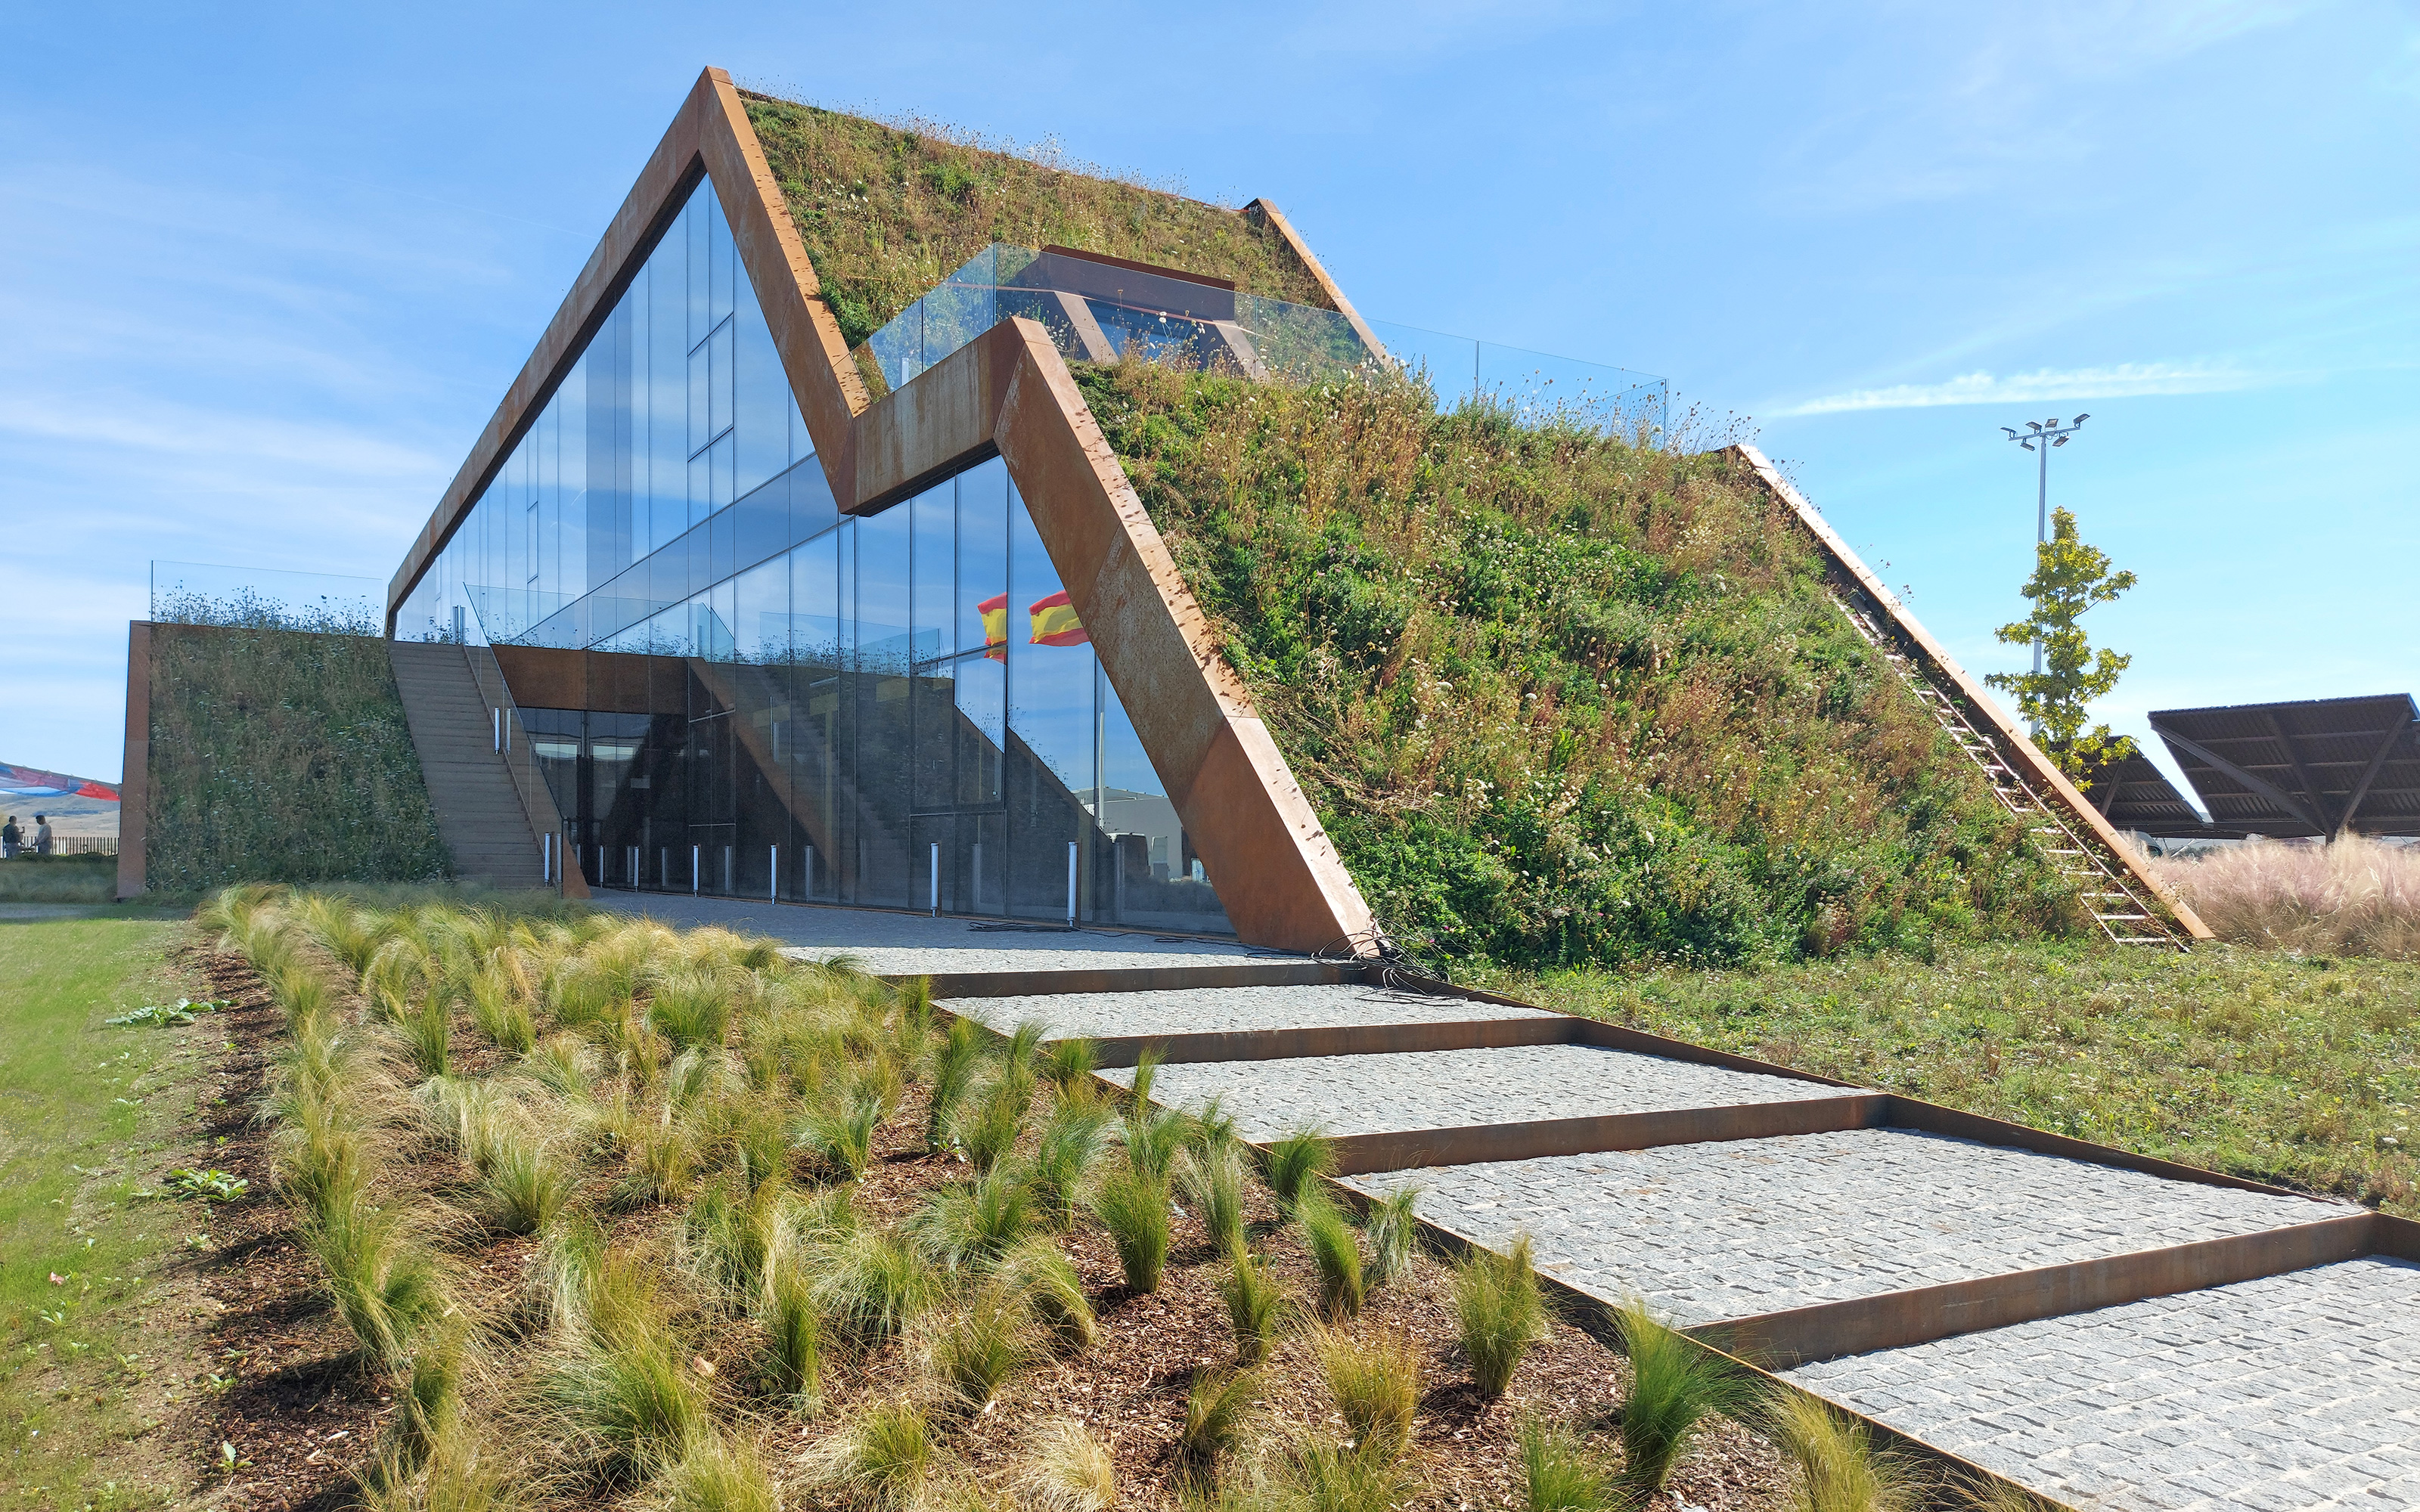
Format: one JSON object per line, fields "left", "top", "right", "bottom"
{"left": 742, "top": 95, "right": 1335, "bottom": 349}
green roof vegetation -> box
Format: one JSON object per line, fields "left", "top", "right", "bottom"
{"left": 147, "top": 622, "right": 448, "bottom": 893}
{"left": 741, "top": 96, "right": 1333, "bottom": 349}
{"left": 1081, "top": 363, "right": 2091, "bottom": 968}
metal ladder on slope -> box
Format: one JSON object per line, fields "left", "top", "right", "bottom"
{"left": 1830, "top": 593, "right": 2186, "bottom": 951}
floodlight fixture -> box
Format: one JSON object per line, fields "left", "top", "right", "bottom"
{"left": 2000, "top": 411, "right": 2093, "bottom": 693}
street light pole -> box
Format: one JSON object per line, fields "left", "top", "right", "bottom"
{"left": 2000, "top": 414, "right": 2090, "bottom": 680}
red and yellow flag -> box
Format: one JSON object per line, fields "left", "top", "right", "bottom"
{"left": 1028, "top": 590, "right": 1088, "bottom": 647}
{"left": 978, "top": 593, "right": 1008, "bottom": 661}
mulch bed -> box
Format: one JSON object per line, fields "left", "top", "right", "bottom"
{"left": 157, "top": 937, "right": 1798, "bottom": 1510}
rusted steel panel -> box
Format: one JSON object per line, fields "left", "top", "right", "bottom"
{"left": 1883, "top": 1095, "right": 2344, "bottom": 1202}
{"left": 1701, "top": 1213, "right": 2378, "bottom": 1371}
{"left": 1323, "top": 1094, "right": 1891, "bottom": 1176}
{"left": 911, "top": 962, "right": 1344, "bottom": 1000}
{"left": 1241, "top": 199, "right": 1387, "bottom": 359}
{"left": 1078, "top": 1014, "right": 1575, "bottom": 1070}
{"left": 991, "top": 322, "right": 1374, "bottom": 954}
{"left": 116, "top": 621, "right": 150, "bottom": 900}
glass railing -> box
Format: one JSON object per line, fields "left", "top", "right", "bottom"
{"left": 150, "top": 560, "right": 385, "bottom": 632}
{"left": 855, "top": 243, "right": 1668, "bottom": 439}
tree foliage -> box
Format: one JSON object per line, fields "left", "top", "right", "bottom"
{"left": 1984, "top": 507, "right": 2138, "bottom": 779}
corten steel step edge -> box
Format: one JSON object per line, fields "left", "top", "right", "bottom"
{"left": 1376, "top": 963, "right": 2363, "bottom": 1204}
{"left": 910, "top": 960, "right": 1346, "bottom": 999}
{"left": 1336, "top": 1180, "right": 2066, "bottom": 1511}
{"left": 1067, "top": 1014, "right": 1576, "bottom": 1069}
{"left": 1691, "top": 1210, "right": 2383, "bottom": 1372}
{"left": 1318, "top": 1094, "right": 1891, "bottom": 1176}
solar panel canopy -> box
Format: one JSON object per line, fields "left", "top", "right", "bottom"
{"left": 2085, "top": 753, "right": 2209, "bottom": 838}
{"left": 2149, "top": 694, "right": 2420, "bottom": 838}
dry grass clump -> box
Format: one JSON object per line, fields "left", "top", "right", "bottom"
{"left": 1454, "top": 1232, "right": 1545, "bottom": 1397}
{"left": 1614, "top": 1299, "right": 1751, "bottom": 1499}
{"left": 1768, "top": 1390, "right": 1920, "bottom": 1512}
{"left": 204, "top": 885, "right": 1801, "bottom": 1510}
{"left": 2149, "top": 835, "right": 2420, "bottom": 960}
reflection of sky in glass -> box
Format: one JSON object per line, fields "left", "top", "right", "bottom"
{"left": 1007, "top": 479, "right": 1096, "bottom": 795}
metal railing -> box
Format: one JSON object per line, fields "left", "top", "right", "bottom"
{"left": 1832, "top": 590, "right": 2187, "bottom": 950}
{"left": 455, "top": 631, "right": 579, "bottom": 896}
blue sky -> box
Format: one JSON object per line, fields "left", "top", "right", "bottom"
{"left": 4, "top": 2, "right": 2413, "bottom": 792}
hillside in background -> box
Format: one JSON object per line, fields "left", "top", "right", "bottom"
{"left": 741, "top": 95, "right": 1333, "bottom": 349}
{"left": 1081, "top": 364, "right": 2089, "bottom": 968}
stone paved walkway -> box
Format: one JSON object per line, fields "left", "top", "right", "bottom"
{"left": 663, "top": 900, "right": 2419, "bottom": 1510}
{"left": 948, "top": 983, "right": 1553, "bottom": 1041}
{"left": 1347, "top": 1129, "right": 2341, "bottom": 1325}
{"left": 1782, "top": 1258, "right": 2420, "bottom": 1509}
{"left": 1103, "top": 1043, "right": 1847, "bottom": 1142}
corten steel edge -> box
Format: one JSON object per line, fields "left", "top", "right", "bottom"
{"left": 116, "top": 621, "right": 150, "bottom": 899}
{"left": 384, "top": 67, "right": 1376, "bottom": 958}
{"left": 1026, "top": 1015, "right": 2067, "bottom": 1509}
{"left": 948, "top": 963, "right": 2398, "bottom": 1352}
{"left": 1722, "top": 444, "right": 2212, "bottom": 944}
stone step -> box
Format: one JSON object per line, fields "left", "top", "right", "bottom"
{"left": 387, "top": 642, "right": 548, "bottom": 889}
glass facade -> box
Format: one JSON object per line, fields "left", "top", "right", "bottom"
{"left": 396, "top": 178, "right": 1230, "bottom": 933}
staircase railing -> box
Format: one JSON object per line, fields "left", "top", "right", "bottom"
{"left": 1726, "top": 444, "right": 2208, "bottom": 948}
{"left": 447, "top": 606, "right": 587, "bottom": 897}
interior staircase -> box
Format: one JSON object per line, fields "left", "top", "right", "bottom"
{"left": 388, "top": 641, "right": 550, "bottom": 891}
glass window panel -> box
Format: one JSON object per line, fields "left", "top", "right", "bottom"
{"left": 790, "top": 530, "right": 840, "bottom": 666}
{"left": 649, "top": 259, "right": 688, "bottom": 554}
{"left": 707, "top": 184, "right": 734, "bottom": 332}
{"left": 855, "top": 506, "right": 913, "bottom": 673}
{"left": 911, "top": 481, "right": 956, "bottom": 664}
{"left": 1008, "top": 482, "right": 1093, "bottom": 799}
{"left": 709, "top": 320, "right": 734, "bottom": 444}
{"left": 710, "top": 432, "right": 734, "bottom": 514}
{"left": 687, "top": 191, "right": 710, "bottom": 350}
{"left": 734, "top": 555, "right": 787, "bottom": 665}
{"left": 733, "top": 274, "right": 788, "bottom": 500}
{"left": 957, "top": 460, "right": 1008, "bottom": 658}
{"left": 687, "top": 450, "right": 710, "bottom": 534}
{"left": 688, "top": 336, "right": 711, "bottom": 457}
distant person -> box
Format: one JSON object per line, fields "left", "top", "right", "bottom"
{"left": 33, "top": 815, "right": 53, "bottom": 857}
{"left": 0, "top": 815, "right": 16, "bottom": 858}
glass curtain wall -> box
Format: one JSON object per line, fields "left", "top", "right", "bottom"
{"left": 396, "top": 178, "right": 1230, "bottom": 934}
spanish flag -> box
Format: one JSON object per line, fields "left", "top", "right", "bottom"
{"left": 978, "top": 593, "right": 1008, "bottom": 661}
{"left": 1028, "top": 590, "right": 1089, "bottom": 647}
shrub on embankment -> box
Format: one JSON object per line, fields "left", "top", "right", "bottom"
{"left": 147, "top": 619, "right": 449, "bottom": 893}
{"left": 1081, "top": 363, "right": 2090, "bottom": 968}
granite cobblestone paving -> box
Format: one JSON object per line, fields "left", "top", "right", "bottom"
{"left": 1347, "top": 1129, "right": 2344, "bottom": 1325}
{"left": 1098, "top": 1043, "right": 1845, "bottom": 1142}
{"left": 1782, "top": 1259, "right": 2420, "bottom": 1510}
{"left": 947, "top": 983, "right": 1553, "bottom": 1043}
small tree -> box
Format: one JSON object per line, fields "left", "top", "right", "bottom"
{"left": 1984, "top": 507, "right": 2137, "bottom": 779}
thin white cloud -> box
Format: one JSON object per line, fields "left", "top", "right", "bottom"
{"left": 1773, "top": 361, "right": 2257, "bottom": 416}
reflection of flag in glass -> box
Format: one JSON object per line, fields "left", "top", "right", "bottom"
{"left": 1028, "top": 590, "right": 1088, "bottom": 647}
{"left": 978, "top": 593, "right": 1008, "bottom": 662}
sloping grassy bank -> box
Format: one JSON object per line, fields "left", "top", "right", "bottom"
{"left": 147, "top": 622, "right": 448, "bottom": 894}
{"left": 1487, "top": 940, "right": 2420, "bottom": 1216}
{"left": 1083, "top": 364, "right": 2087, "bottom": 968}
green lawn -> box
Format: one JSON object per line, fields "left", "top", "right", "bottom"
{"left": 1479, "top": 939, "right": 2420, "bottom": 1217}
{"left": 0, "top": 914, "right": 207, "bottom": 1510}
